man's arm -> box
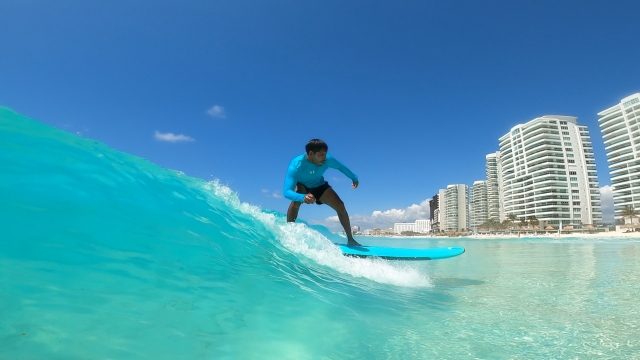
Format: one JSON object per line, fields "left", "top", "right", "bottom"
{"left": 283, "top": 167, "right": 305, "bottom": 202}
{"left": 326, "top": 155, "right": 358, "bottom": 182}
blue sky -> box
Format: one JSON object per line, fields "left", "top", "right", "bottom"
{"left": 2, "top": 1, "right": 639, "bottom": 229}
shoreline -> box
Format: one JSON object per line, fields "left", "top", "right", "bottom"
{"left": 362, "top": 231, "right": 640, "bottom": 239}
{"left": 469, "top": 231, "right": 640, "bottom": 239}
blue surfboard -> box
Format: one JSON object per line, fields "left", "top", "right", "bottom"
{"left": 335, "top": 244, "right": 465, "bottom": 260}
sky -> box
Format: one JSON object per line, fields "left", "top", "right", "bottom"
{"left": 1, "top": 0, "right": 639, "bottom": 230}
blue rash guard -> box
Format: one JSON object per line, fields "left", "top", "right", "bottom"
{"left": 283, "top": 153, "right": 358, "bottom": 202}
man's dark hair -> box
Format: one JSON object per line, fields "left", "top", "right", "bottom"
{"left": 305, "top": 139, "right": 328, "bottom": 154}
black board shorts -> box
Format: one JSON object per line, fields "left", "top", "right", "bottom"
{"left": 297, "top": 182, "right": 331, "bottom": 205}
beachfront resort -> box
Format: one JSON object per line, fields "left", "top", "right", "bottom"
{"left": 362, "top": 93, "right": 640, "bottom": 236}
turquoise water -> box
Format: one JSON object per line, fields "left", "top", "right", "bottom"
{"left": 1, "top": 107, "right": 640, "bottom": 359}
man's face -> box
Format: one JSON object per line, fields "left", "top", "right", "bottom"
{"left": 308, "top": 150, "right": 327, "bottom": 165}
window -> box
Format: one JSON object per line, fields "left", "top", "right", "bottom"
{"left": 562, "top": 131, "right": 569, "bottom": 135}
{"left": 568, "top": 159, "right": 575, "bottom": 163}
{"left": 573, "top": 202, "right": 580, "bottom": 206}
{"left": 561, "top": 126, "right": 568, "bottom": 130}
{"left": 570, "top": 177, "right": 578, "bottom": 181}
{"left": 560, "top": 121, "right": 567, "bottom": 125}
{"left": 572, "top": 190, "right": 579, "bottom": 194}
{"left": 623, "top": 98, "right": 640, "bottom": 107}
{"left": 563, "top": 137, "right": 571, "bottom": 141}
{"left": 574, "top": 214, "right": 581, "bottom": 218}
{"left": 567, "top": 154, "right": 574, "bottom": 158}
{"left": 569, "top": 171, "right": 577, "bottom": 175}
{"left": 566, "top": 148, "right": 573, "bottom": 152}
{"left": 571, "top": 183, "right": 578, "bottom": 187}
{"left": 572, "top": 195, "right": 580, "bottom": 200}
{"left": 564, "top": 142, "right": 572, "bottom": 146}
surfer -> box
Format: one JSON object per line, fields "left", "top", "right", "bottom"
{"left": 283, "top": 139, "right": 361, "bottom": 246}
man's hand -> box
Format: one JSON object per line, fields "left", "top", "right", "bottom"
{"left": 352, "top": 181, "right": 359, "bottom": 189}
{"left": 303, "top": 193, "right": 316, "bottom": 204}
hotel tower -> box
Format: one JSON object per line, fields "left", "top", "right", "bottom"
{"left": 444, "top": 184, "right": 469, "bottom": 232}
{"left": 470, "top": 180, "right": 488, "bottom": 232}
{"left": 485, "top": 152, "right": 502, "bottom": 221}
{"left": 497, "top": 115, "right": 602, "bottom": 228}
{"left": 598, "top": 93, "right": 640, "bottom": 220}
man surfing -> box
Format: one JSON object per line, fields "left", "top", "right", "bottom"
{"left": 283, "top": 139, "right": 361, "bottom": 246}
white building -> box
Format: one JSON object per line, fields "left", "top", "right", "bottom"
{"left": 415, "top": 219, "right": 431, "bottom": 233}
{"left": 444, "top": 184, "right": 469, "bottom": 232}
{"left": 393, "top": 222, "right": 415, "bottom": 234}
{"left": 497, "top": 115, "right": 602, "bottom": 228}
{"left": 429, "top": 189, "right": 446, "bottom": 232}
{"left": 598, "top": 93, "right": 640, "bottom": 221}
{"left": 485, "top": 152, "right": 502, "bottom": 221}
{"left": 393, "top": 220, "right": 431, "bottom": 234}
{"left": 470, "top": 180, "right": 488, "bottom": 232}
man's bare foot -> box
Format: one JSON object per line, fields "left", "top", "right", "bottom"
{"left": 347, "top": 238, "right": 361, "bottom": 246}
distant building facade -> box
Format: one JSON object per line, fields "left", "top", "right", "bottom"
{"left": 598, "top": 93, "right": 640, "bottom": 221}
{"left": 429, "top": 189, "right": 446, "bottom": 232}
{"left": 415, "top": 219, "right": 431, "bottom": 233}
{"left": 393, "top": 220, "right": 431, "bottom": 234}
{"left": 444, "top": 184, "right": 469, "bottom": 232}
{"left": 393, "top": 222, "right": 415, "bottom": 234}
{"left": 429, "top": 194, "right": 438, "bottom": 228}
{"left": 485, "top": 151, "right": 502, "bottom": 221}
{"left": 470, "top": 180, "right": 488, "bottom": 232}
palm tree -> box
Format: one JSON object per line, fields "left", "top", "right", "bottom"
{"left": 527, "top": 215, "right": 539, "bottom": 227}
{"left": 489, "top": 219, "right": 502, "bottom": 232}
{"left": 620, "top": 205, "right": 639, "bottom": 230}
{"left": 479, "top": 220, "right": 491, "bottom": 232}
{"left": 506, "top": 213, "right": 518, "bottom": 232}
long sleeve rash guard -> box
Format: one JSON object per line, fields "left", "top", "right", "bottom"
{"left": 283, "top": 153, "right": 358, "bottom": 202}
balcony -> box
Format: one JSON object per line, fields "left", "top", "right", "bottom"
{"left": 599, "top": 114, "right": 624, "bottom": 128}
{"left": 604, "top": 127, "right": 633, "bottom": 142}
{"left": 604, "top": 136, "right": 631, "bottom": 149}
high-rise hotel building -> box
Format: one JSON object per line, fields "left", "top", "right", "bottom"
{"left": 470, "top": 180, "right": 488, "bottom": 232}
{"left": 444, "top": 184, "right": 469, "bottom": 232}
{"left": 430, "top": 186, "right": 468, "bottom": 232}
{"left": 485, "top": 152, "right": 502, "bottom": 221}
{"left": 598, "top": 93, "right": 640, "bottom": 220}
{"left": 497, "top": 115, "right": 602, "bottom": 227}
{"left": 429, "top": 189, "right": 446, "bottom": 232}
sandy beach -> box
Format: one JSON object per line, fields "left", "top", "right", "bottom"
{"left": 379, "top": 231, "right": 640, "bottom": 240}
{"left": 469, "top": 231, "right": 640, "bottom": 239}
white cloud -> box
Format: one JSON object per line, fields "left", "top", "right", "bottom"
{"left": 324, "top": 199, "right": 431, "bottom": 231}
{"left": 600, "top": 185, "right": 614, "bottom": 223}
{"left": 262, "top": 189, "right": 282, "bottom": 198}
{"left": 207, "top": 105, "right": 226, "bottom": 118}
{"left": 154, "top": 131, "right": 194, "bottom": 143}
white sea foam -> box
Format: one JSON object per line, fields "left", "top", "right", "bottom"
{"left": 206, "top": 180, "right": 432, "bottom": 288}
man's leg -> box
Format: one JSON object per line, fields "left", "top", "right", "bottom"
{"left": 287, "top": 184, "right": 307, "bottom": 222}
{"left": 319, "top": 187, "right": 361, "bottom": 246}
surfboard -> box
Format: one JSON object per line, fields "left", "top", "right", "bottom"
{"left": 335, "top": 244, "right": 465, "bottom": 260}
